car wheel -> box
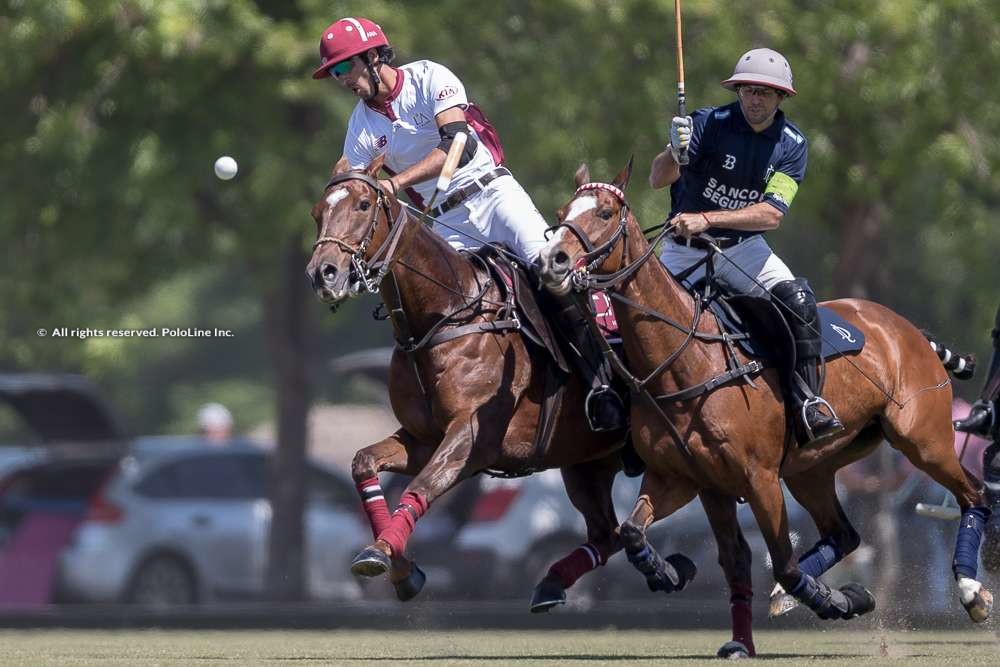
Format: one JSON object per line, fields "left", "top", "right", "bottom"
{"left": 126, "top": 555, "right": 197, "bottom": 607}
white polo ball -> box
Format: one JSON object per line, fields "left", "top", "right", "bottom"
{"left": 214, "top": 155, "right": 238, "bottom": 180}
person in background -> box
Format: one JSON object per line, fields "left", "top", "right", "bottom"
{"left": 198, "top": 402, "right": 233, "bottom": 445}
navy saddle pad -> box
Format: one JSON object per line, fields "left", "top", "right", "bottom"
{"left": 709, "top": 300, "right": 865, "bottom": 361}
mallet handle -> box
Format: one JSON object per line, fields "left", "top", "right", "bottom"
{"left": 436, "top": 132, "right": 468, "bottom": 193}
{"left": 674, "top": 0, "right": 689, "bottom": 165}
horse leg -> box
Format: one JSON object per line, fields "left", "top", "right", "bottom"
{"left": 747, "top": 470, "right": 873, "bottom": 621}
{"left": 620, "top": 470, "right": 700, "bottom": 594}
{"left": 351, "top": 428, "right": 436, "bottom": 601}
{"left": 699, "top": 490, "right": 756, "bottom": 659}
{"left": 769, "top": 466, "right": 864, "bottom": 617}
{"left": 351, "top": 419, "right": 487, "bottom": 583}
{"left": 530, "top": 452, "right": 622, "bottom": 613}
{"left": 883, "top": 396, "right": 994, "bottom": 622}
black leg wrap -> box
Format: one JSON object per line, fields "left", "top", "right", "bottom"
{"left": 790, "top": 572, "right": 872, "bottom": 620}
{"left": 621, "top": 522, "right": 695, "bottom": 594}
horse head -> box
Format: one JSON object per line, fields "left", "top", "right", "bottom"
{"left": 537, "top": 158, "right": 635, "bottom": 296}
{"left": 306, "top": 154, "right": 404, "bottom": 304}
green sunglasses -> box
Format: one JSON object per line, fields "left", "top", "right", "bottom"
{"left": 329, "top": 59, "right": 354, "bottom": 78}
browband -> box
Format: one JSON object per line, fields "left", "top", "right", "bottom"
{"left": 574, "top": 182, "right": 626, "bottom": 203}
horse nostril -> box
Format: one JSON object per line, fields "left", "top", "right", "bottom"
{"left": 321, "top": 263, "right": 338, "bottom": 282}
{"left": 554, "top": 250, "right": 569, "bottom": 268}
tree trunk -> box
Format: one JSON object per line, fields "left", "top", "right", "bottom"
{"left": 263, "top": 232, "right": 316, "bottom": 601}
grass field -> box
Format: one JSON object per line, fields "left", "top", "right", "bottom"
{"left": 0, "top": 628, "right": 997, "bottom": 666}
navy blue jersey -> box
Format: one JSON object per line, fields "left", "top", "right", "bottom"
{"left": 669, "top": 101, "right": 807, "bottom": 240}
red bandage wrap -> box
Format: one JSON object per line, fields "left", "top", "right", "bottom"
{"left": 729, "top": 581, "right": 755, "bottom": 656}
{"left": 356, "top": 476, "right": 392, "bottom": 539}
{"left": 378, "top": 491, "right": 429, "bottom": 556}
{"left": 547, "top": 543, "right": 607, "bottom": 589}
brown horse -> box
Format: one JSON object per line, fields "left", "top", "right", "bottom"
{"left": 304, "top": 156, "right": 642, "bottom": 612}
{"left": 536, "top": 160, "right": 993, "bottom": 637}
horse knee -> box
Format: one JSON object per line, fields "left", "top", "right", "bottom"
{"left": 351, "top": 450, "right": 379, "bottom": 481}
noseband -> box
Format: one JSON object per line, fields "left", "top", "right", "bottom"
{"left": 313, "top": 171, "right": 409, "bottom": 294}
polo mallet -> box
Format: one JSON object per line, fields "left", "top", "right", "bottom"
{"left": 416, "top": 131, "right": 467, "bottom": 226}
{"left": 673, "top": 0, "right": 689, "bottom": 165}
{"left": 914, "top": 431, "right": 970, "bottom": 520}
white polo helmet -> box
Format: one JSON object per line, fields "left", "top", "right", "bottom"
{"left": 721, "top": 48, "right": 796, "bottom": 96}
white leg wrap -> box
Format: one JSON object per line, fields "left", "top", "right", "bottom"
{"left": 957, "top": 575, "right": 982, "bottom": 605}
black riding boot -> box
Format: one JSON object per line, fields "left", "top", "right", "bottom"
{"left": 955, "top": 400, "right": 996, "bottom": 438}
{"left": 771, "top": 278, "right": 844, "bottom": 446}
{"left": 956, "top": 305, "right": 1000, "bottom": 438}
{"left": 549, "top": 294, "right": 627, "bottom": 433}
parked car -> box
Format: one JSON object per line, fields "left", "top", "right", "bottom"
{"left": 0, "top": 437, "right": 370, "bottom": 605}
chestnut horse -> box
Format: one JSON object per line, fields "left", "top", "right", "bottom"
{"left": 305, "top": 156, "right": 647, "bottom": 613}
{"left": 536, "top": 160, "right": 993, "bottom": 641}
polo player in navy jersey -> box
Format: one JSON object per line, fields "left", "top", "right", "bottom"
{"left": 649, "top": 48, "right": 842, "bottom": 446}
{"left": 955, "top": 303, "right": 1000, "bottom": 571}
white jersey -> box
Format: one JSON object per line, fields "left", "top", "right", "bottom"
{"left": 343, "top": 60, "right": 497, "bottom": 205}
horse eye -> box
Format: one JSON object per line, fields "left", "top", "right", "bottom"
{"left": 359, "top": 200, "right": 371, "bottom": 212}
{"left": 599, "top": 209, "right": 613, "bottom": 220}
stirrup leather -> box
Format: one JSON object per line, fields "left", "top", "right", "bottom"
{"left": 800, "top": 395, "right": 843, "bottom": 442}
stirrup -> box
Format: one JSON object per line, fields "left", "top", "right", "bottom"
{"left": 585, "top": 385, "right": 626, "bottom": 432}
{"left": 800, "top": 396, "right": 844, "bottom": 443}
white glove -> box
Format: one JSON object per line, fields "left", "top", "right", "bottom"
{"left": 669, "top": 115, "right": 693, "bottom": 162}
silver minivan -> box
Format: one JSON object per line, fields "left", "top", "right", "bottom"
{"left": 0, "top": 438, "right": 367, "bottom": 605}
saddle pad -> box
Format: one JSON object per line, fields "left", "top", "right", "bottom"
{"left": 590, "top": 291, "right": 620, "bottom": 340}
{"left": 710, "top": 300, "right": 865, "bottom": 361}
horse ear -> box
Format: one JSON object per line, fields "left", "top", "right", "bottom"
{"left": 365, "top": 154, "right": 386, "bottom": 178}
{"left": 612, "top": 155, "right": 634, "bottom": 191}
{"left": 330, "top": 156, "right": 351, "bottom": 177}
{"left": 575, "top": 163, "right": 590, "bottom": 188}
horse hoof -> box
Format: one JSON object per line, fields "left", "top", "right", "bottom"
{"left": 958, "top": 577, "right": 993, "bottom": 623}
{"left": 840, "top": 583, "right": 876, "bottom": 619}
{"left": 351, "top": 546, "right": 391, "bottom": 577}
{"left": 529, "top": 578, "right": 567, "bottom": 613}
{"left": 769, "top": 583, "right": 799, "bottom": 618}
{"left": 665, "top": 553, "right": 697, "bottom": 591}
{"left": 393, "top": 563, "right": 426, "bottom": 602}
{"left": 717, "top": 640, "right": 753, "bottom": 659}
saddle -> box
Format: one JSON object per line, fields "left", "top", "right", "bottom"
{"left": 472, "top": 244, "right": 570, "bottom": 374}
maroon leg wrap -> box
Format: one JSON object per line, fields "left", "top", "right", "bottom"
{"left": 729, "top": 582, "right": 755, "bottom": 656}
{"left": 378, "top": 491, "right": 428, "bottom": 556}
{"left": 356, "top": 476, "right": 392, "bottom": 539}
{"left": 548, "top": 543, "right": 607, "bottom": 589}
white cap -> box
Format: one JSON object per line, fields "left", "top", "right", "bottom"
{"left": 198, "top": 402, "right": 233, "bottom": 431}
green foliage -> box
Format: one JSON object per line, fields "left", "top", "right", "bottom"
{"left": 2, "top": 0, "right": 999, "bottom": 429}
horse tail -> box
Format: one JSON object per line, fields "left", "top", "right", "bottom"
{"left": 923, "top": 331, "right": 976, "bottom": 381}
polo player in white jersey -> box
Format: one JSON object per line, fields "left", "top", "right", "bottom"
{"left": 313, "top": 16, "right": 627, "bottom": 433}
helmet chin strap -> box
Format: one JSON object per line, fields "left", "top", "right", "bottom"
{"left": 363, "top": 54, "right": 382, "bottom": 102}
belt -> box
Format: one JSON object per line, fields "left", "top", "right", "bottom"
{"left": 671, "top": 234, "right": 744, "bottom": 250}
{"left": 431, "top": 167, "right": 511, "bottom": 218}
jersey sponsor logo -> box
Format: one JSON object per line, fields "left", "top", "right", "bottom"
{"left": 702, "top": 177, "right": 761, "bottom": 210}
{"left": 436, "top": 86, "right": 458, "bottom": 101}
{"left": 376, "top": 135, "right": 387, "bottom": 148}
{"left": 412, "top": 112, "right": 431, "bottom": 127}
{"left": 783, "top": 126, "right": 803, "bottom": 144}
{"left": 722, "top": 154, "right": 736, "bottom": 170}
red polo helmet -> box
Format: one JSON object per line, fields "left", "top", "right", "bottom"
{"left": 311, "top": 17, "right": 390, "bottom": 80}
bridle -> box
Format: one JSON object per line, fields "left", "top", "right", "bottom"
{"left": 550, "top": 182, "right": 674, "bottom": 293}
{"left": 312, "top": 171, "right": 409, "bottom": 294}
